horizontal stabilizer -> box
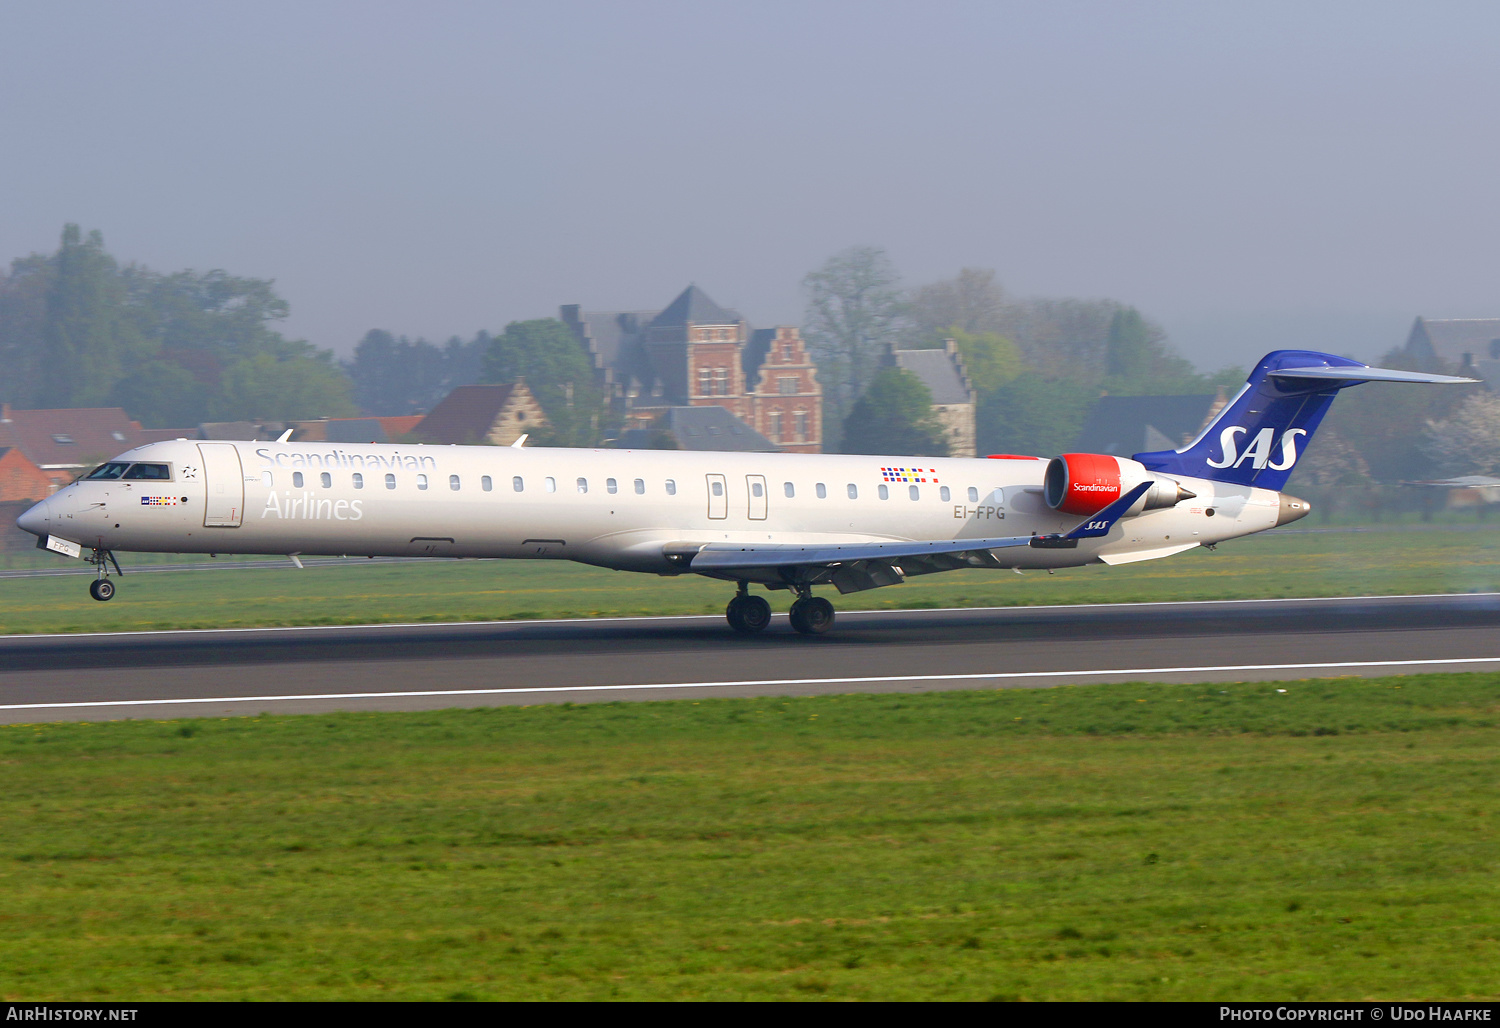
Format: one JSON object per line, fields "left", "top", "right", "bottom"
{"left": 1270, "top": 366, "right": 1476, "bottom": 385}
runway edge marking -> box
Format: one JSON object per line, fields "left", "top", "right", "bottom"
{"left": 4, "top": 655, "right": 1500, "bottom": 712}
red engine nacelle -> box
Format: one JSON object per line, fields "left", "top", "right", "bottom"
{"left": 1044, "top": 453, "right": 1123, "bottom": 515}
{"left": 1044, "top": 453, "right": 1197, "bottom": 516}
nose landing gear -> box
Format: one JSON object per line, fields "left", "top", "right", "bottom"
{"left": 86, "top": 548, "right": 122, "bottom": 602}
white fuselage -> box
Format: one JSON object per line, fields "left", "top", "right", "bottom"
{"left": 22, "top": 440, "right": 1284, "bottom": 579}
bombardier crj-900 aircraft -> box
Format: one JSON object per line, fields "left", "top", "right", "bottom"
{"left": 14, "top": 350, "right": 1472, "bottom": 635}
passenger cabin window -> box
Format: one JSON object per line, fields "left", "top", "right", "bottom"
{"left": 606, "top": 478, "right": 618, "bottom": 494}
{"left": 666, "top": 479, "right": 677, "bottom": 496}
{"left": 967, "top": 487, "right": 979, "bottom": 502}
{"left": 481, "top": 476, "right": 492, "bottom": 492}
{"left": 513, "top": 476, "right": 524, "bottom": 492}
{"left": 878, "top": 485, "right": 889, "bottom": 500}
{"left": 417, "top": 474, "right": 429, "bottom": 491}
{"left": 634, "top": 478, "right": 645, "bottom": 494}
{"left": 577, "top": 477, "right": 588, "bottom": 494}
{"left": 545, "top": 477, "right": 556, "bottom": 493}
{"left": 122, "top": 463, "right": 171, "bottom": 480}
{"left": 909, "top": 485, "right": 920, "bottom": 500}
{"left": 320, "top": 472, "right": 332, "bottom": 488}
{"left": 847, "top": 484, "right": 858, "bottom": 499}
{"left": 816, "top": 483, "right": 827, "bottom": 499}
{"left": 385, "top": 474, "right": 396, "bottom": 490}
{"left": 751, "top": 481, "right": 763, "bottom": 498}
{"left": 353, "top": 473, "right": 364, "bottom": 489}
{"left": 784, "top": 482, "right": 794, "bottom": 498}
{"left": 263, "top": 471, "right": 274, "bottom": 487}
{"left": 292, "top": 472, "right": 304, "bottom": 488}
{"left": 85, "top": 462, "right": 130, "bottom": 480}
{"left": 711, "top": 481, "right": 723, "bottom": 497}
{"left": 450, "top": 474, "right": 460, "bottom": 491}
{"left": 940, "top": 486, "right": 950, "bottom": 502}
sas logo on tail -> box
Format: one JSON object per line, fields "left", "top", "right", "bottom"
{"left": 1206, "top": 427, "right": 1307, "bottom": 471}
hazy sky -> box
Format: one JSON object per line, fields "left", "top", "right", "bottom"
{"left": 4, "top": 1, "right": 1498, "bottom": 370}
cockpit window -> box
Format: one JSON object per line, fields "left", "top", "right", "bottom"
{"left": 85, "top": 462, "right": 131, "bottom": 480}
{"left": 122, "top": 463, "right": 171, "bottom": 480}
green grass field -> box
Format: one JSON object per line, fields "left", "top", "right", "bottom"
{"left": 0, "top": 674, "right": 1496, "bottom": 1000}
{"left": 4, "top": 526, "right": 1500, "bottom": 635}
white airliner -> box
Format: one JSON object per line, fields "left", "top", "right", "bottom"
{"left": 13, "top": 350, "right": 1471, "bottom": 634}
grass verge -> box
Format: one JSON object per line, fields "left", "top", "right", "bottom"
{"left": 1, "top": 673, "right": 1496, "bottom": 1000}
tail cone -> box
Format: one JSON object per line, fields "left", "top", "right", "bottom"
{"left": 1276, "top": 494, "right": 1311, "bottom": 526}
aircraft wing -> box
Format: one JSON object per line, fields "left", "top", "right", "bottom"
{"left": 687, "top": 482, "right": 1152, "bottom": 572}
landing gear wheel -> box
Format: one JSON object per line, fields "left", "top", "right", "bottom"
{"left": 726, "top": 594, "right": 772, "bottom": 634}
{"left": 789, "top": 596, "right": 834, "bottom": 635}
{"left": 89, "top": 578, "right": 115, "bottom": 602}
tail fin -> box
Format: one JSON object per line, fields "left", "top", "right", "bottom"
{"left": 1133, "top": 349, "right": 1473, "bottom": 490}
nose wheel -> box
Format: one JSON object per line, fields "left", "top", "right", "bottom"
{"left": 86, "top": 548, "right": 122, "bottom": 602}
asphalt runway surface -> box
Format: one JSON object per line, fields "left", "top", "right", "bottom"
{"left": 2, "top": 593, "right": 1500, "bottom": 722}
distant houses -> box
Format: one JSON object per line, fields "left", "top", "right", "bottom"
{"left": 405, "top": 383, "right": 545, "bottom": 446}
{"left": 1404, "top": 317, "right": 1500, "bottom": 386}
{"left": 1071, "top": 391, "right": 1227, "bottom": 457}
{"left": 885, "top": 340, "right": 978, "bottom": 458}
{"left": 562, "top": 285, "right": 823, "bottom": 452}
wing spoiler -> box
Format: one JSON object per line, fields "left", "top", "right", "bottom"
{"left": 686, "top": 482, "right": 1152, "bottom": 571}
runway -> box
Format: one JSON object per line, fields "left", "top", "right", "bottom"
{"left": 2, "top": 593, "right": 1499, "bottom": 722}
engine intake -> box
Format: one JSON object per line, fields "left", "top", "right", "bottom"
{"left": 1044, "top": 453, "right": 1196, "bottom": 516}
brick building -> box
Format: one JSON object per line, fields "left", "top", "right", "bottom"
{"left": 0, "top": 447, "right": 54, "bottom": 502}
{"left": 408, "top": 383, "right": 546, "bottom": 446}
{"left": 561, "top": 285, "right": 822, "bottom": 452}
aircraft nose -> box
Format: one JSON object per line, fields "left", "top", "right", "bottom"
{"left": 15, "top": 498, "right": 49, "bottom": 538}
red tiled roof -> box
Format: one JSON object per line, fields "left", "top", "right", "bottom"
{"left": 0, "top": 405, "right": 147, "bottom": 468}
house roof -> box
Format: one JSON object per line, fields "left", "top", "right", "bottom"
{"left": 620, "top": 406, "right": 777, "bottom": 452}
{"left": 1072, "top": 394, "right": 1218, "bottom": 457}
{"left": 891, "top": 347, "right": 974, "bottom": 405}
{"left": 198, "top": 421, "right": 273, "bottom": 441}
{"left": 649, "top": 285, "right": 740, "bottom": 329}
{"left": 0, "top": 405, "right": 147, "bottom": 467}
{"left": 1413, "top": 318, "right": 1500, "bottom": 366}
{"left": 412, "top": 384, "right": 526, "bottom": 444}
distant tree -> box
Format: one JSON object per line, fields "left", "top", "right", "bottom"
{"left": 1287, "top": 429, "right": 1373, "bottom": 522}
{"left": 0, "top": 252, "right": 51, "bottom": 406}
{"left": 802, "top": 246, "right": 904, "bottom": 450}
{"left": 482, "top": 318, "right": 602, "bottom": 446}
{"left": 110, "top": 361, "right": 209, "bottom": 428}
{"left": 346, "top": 329, "right": 489, "bottom": 415}
{"left": 1101, "top": 307, "right": 1202, "bottom": 395}
{"left": 977, "top": 372, "right": 1098, "bottom": 457}
{"left": 906, "top": 267, "right": 1006, "bottom": 340}
{"left": 840, "top": 368, "right": 948, "bottom": 456}
{"left": 1422, "top": 392, "right": 1500, "bottom": 477}
{"left": 993, "top": 296, "right": 1121, "bottom": 382}
{"left": 940, "top": 326, "right": 1023, "bottom": 396}
{"left": 214, "top": 348, "right": 357, "bottom": 422}
{"left": 37, "top": 225, "right": 147, "bottom": 407}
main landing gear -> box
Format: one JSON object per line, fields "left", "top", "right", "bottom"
{"left": 724, "top": 583, "right": 836, "bottom": 636}
{"left": 87, "top": 548, "right": 122, "bottom": 602}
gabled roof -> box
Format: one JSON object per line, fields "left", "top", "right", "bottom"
{"left": 0, "top": 405, "right": 147, "bottom": 467}
{"left": 412, "top": 384, "right": 528, "bottom": 444}
{"left": 620, "top": 406, "right": 777, "bottom": 452}
{"left": 1413, "top": 318, "right": 1500, "bottom": 366}
{"left": 649, "top": 285, "right": 739, "bottom": 328}
{"left": 890, "top": 346, "right": 974, "bottom": 405}
{"left": 1072, "top": 394, "right": 1218, "bottom": 457}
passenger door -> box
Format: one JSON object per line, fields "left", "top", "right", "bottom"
{"left": 198, "top": 443, "right": 244, "bottom": 528}
{"left": 746, "top": 474, "right": 767, "bottom": 520}
{"left": 706, "top": 473, "right": 728, "bottom": 520}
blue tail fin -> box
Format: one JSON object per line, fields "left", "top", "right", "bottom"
{"left": 1133, "top": 349, "right": 1473, "bottom": 491}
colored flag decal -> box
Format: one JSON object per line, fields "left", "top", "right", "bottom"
{"left": 880, "top": 466, "right": 939, "bottom": 484}
{"left": 141, "top": 496, "right": 177, "bottom": 505}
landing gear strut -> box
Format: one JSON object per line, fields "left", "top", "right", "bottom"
{"left": 788, "top": 587, "right": 835, "bottom": 635}
{"left": 87, "top": 548, "right": 122, "bottom": 602}
{"left": 725, "top": 581, "right": 772, "bottom": 634}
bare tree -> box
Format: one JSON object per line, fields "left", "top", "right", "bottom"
{"left": 1423, "top": 392, "right": 1500, "bottom": 476}
{"left": 906, "top": 267, "right": 1006, "bottom": 341}
{"left": 802, "top": 245, "right": 903, "bottom": 449}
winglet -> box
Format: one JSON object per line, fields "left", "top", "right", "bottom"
{"left": 511, "top": 434, "right": 528, "bottom": 448}
{"left": 1063, "top": 481, "right": 1153, "bottom": 539}
{"left": 276, "top": 429, "right": 293, "bottom": 443}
